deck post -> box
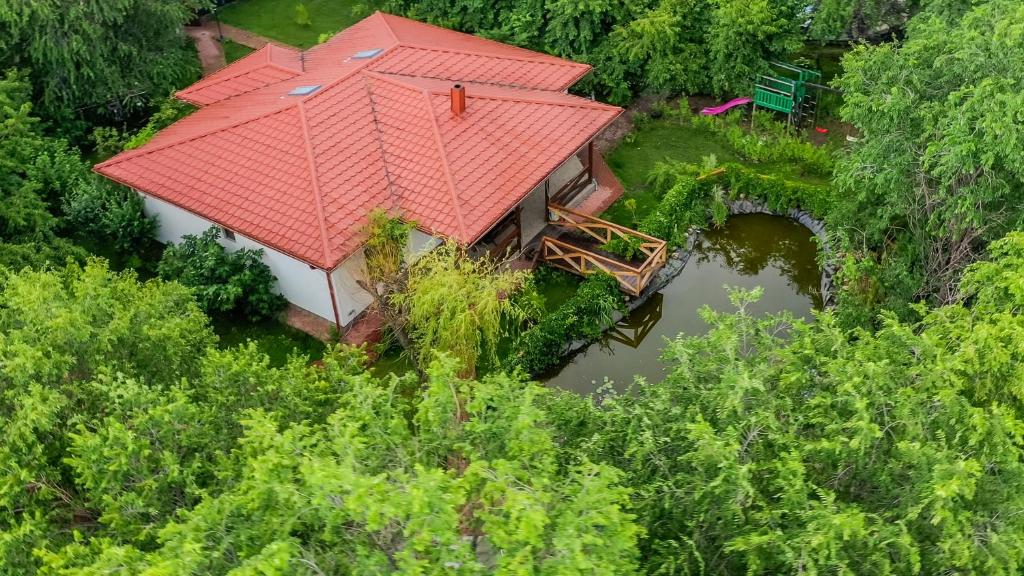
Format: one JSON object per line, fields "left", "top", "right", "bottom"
{"left": 514, "top": 205, "right": 523, "bottom": 254}
{"left": 544, "top": 180, "right": 550, "bottom": 221}
{"left": 587, "top": 140, "right": 594, "bottom": 182}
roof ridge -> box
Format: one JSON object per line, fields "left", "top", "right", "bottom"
{"left": 394, "top": 42, "right": 587, "bottom": 69}
{"left": 370, "top": 71, "right": 617, "bottom": 110}
{"left": 295, "top": 101, "right": 333, "bottom": 268}
{"left": 95, "top": 100, "right": 298, "bottom": 169}
{"left": 360, "top": 75, "right": 401, "bottom": 214}
{"left": 379, "top": 12, "right": 574, "bottom": 64}
{"left": 418, "top": 85, "right": 468, "bottom": 240}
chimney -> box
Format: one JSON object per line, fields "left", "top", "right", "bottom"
{"left": 451, "top": 84, "right": 466, "bottom": 116}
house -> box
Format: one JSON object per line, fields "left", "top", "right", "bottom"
{"left": 95, "top": 12, "right": 640, "bottom": 338}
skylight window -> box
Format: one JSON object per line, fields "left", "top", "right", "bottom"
{"left": 288, "top": 85, "right": 322, "bottom": 96}
{"left": 352, "top": 48, "right": 383, "bottom": 59}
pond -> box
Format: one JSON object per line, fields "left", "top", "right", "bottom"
{"left": 542, "top": 214, "right": 823, "bottom": 394}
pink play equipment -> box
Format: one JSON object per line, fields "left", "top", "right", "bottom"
{"left": 700, "top": 97, "right": 753, "bottom": 116}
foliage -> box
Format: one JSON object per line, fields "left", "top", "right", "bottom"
{"left": 122, "top": 97, "right": 194, "bottom": 150}
{"left": 0, "top": 262, "right": 641, "bottom": 574}
{"left": 0, "top": 69, "right": 91, "bottom": 268}
{"left": 690, "top": 110, "right": 835, "bottom": 176}
{"left": 503, "top": 273, "right": 624, "bottom": 376}
{"left": 830, "top": 0, "right": 1024, "bottom": 322}
{"left": 638, "top": 160, "right": 831, "bottom": 248}
{"left": 808, "top": 0, "right": 980, "bottom": 41}
{"left": 548, "top": 255, "right": 1024, "bottom": 573}
{"left": 157, "top": 227, "right": 286, "bottom": 320}
{"left": 601, "top": 235, "right": 646, "bottom": 261}
{"left": 0, "top": 261, "right": 215, "bottom": 572}
{"left": 36, "top": 356, "right": 640, "bottom": 575}
{"left": 958, "top": 232, "right": 1024, "bottom": 314}
{"left": 704, "top": 0, "right": 805, "bottom": 96}
{"left": 0, "top": 0, "right": 205, "bottom": 138}
{"left": 363, "top": 209, "right": 414, "bottom": 287}
{"left": 294, "top": 2, "right": 312, "bottom": 26}
{"left": 394, "top": 242, "right": 536, "bottom": 376}
{"left": 388, "top": 0, "right": 807, "bottom": 102}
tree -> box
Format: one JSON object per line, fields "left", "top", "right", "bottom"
{"left": 0, "top": 261, "right": 215, "bottom": 573}
{"left": 830, "top": 0, "right": 1024, "bottom": 324}
{"left": 386, "top": 0, "right": 806, "bottom": 103}
{"left": 547, "top": 243, "right": 1024, "bottom": 573}
{"left": 0, "top": 261, "right": 641, "bottom": 575}
{"left": 394, "top": 242, "right": 538, "bottom": 378}
{"left": 705, "top": 0, "right": 804, "bottom": 96}
{"left": 808, "top": 0, "right": 981, "bottom": 41}
{"left": 0, "top": 69, "right": 87, "bottom": 268}
{"left": 0, "top": 0, "right": 205, "bottom": 138}
{"left": 157, "top": 227, "right": 287, "bottom": 320}
{"left": 37, "top": 357, "right": 641, "bottom": 575}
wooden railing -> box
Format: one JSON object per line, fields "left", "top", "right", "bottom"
{"left": 540, "top": 204, "right": 668, "bottom": 296}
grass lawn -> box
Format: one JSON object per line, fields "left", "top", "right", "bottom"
{"left": 218, "top": 0, "right": 378, "bottom": 49}
{"left": 212, "top": 315, "right": 326, "bottom": 367}
{"left": 222, "top": 39, "right": 255, "bottom": 63}
{"left": 602, "top": 115, "right": 831, "bottom": 225}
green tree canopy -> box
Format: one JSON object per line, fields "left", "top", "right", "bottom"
{"left": 0, "top": 0, "right": 204, "bottom": 136}
{"left": 830, "top": 0, "right": 1024, "bottom": 324}
{"left": 0, "top": 69, "right": 89, "bottom": 268}
{"left": 388, "top": 0, "right": 805, "bottom": 101}
{"left": 0, "top": 261, "right": 641, "bottom": 575}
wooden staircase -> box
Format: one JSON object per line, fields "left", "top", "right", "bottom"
{"left": 539, "top": 204, "right": 668, "bottom": 296}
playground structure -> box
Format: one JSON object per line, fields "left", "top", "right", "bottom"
{"left": 753, "top": 61, "right": 823, "bottom": 126}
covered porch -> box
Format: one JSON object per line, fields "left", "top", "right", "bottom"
{"left": 471, "top": 141, "right": 667, "bottom": 297}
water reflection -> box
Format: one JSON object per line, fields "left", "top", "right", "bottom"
{"left": 542, "top": 214, "right": 822, "bottom": 394}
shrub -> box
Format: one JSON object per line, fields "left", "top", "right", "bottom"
{"left": 157, "top": 227, "right": 286, "bottom": 320}
{"left": 62, "top": 177, "right": 157, "bottom": 253}
{"left": 295, "top": 2, "right": 312, "bottom": 26}
{"left": 693, "top": 110, "right": 835, "bottom": 176}
{"left": 637, "top": 161, "right": 832, "bottom": 248}
{"left": 503, "top": 273, "right": 624, "bottom": 376}
{"left": 602, "top": 235, "right": 646, "bottom": 261}
{"left": 124, "top": 97, "right": 194, "bottom": 150}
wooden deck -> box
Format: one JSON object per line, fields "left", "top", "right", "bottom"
{"left": 539, "top": 204, "right": 667, "bottom": 296}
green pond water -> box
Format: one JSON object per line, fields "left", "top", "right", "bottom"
{"left": 542, "top": 214, "right": 823, "bottom": 394}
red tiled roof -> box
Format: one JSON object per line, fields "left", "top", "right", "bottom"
{"left": 95, "top": 12, "right": 621, "bottom": 269}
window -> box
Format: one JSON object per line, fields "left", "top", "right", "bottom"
{"left": 222, "top": 227, "right": 236, "bottom": 241}
{"left": 288, "top": 84, "right": 322, "bottom": 96}
{"left": 352, "top": 48, "right": 382, "bottom": 59}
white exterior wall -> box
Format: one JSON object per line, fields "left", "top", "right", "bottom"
{"left": 141, "top": 191, "right": 444, "bottom": 328}
{"left": 328, "top": 228, "right": 441, "bottom": 325}
{"left": 140, "top": 193, "right": 335, "bottom": 323}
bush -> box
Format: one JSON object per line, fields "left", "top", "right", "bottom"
{"left": 62, "top": 177, "right": 157, "bottom": 254}
{"left": 157, "top": 227, "right": 286, "bottom": 320}
{"left": 601, "top": 235, "right": 646, "bottom": 261}
{"left": 294, "top": 2, "right": 311, "bottom": 26}
{"left": 692, "top": 110, "right": 835, "bottom": 176}
{"left": 123, "top": 97, "right": 194, "bottom": 151}
{"left": 637, "top": 161, "right": 832, "bottom": 248}
{"left": 503, "top": 273, "right": 624, "bottom": 376}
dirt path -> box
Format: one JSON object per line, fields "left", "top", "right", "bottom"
{"left": 185, "top": 26, "right": 227, "bottom": 75}
{"left": 185, "top": 18, "right": 301, "bottom": 76}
